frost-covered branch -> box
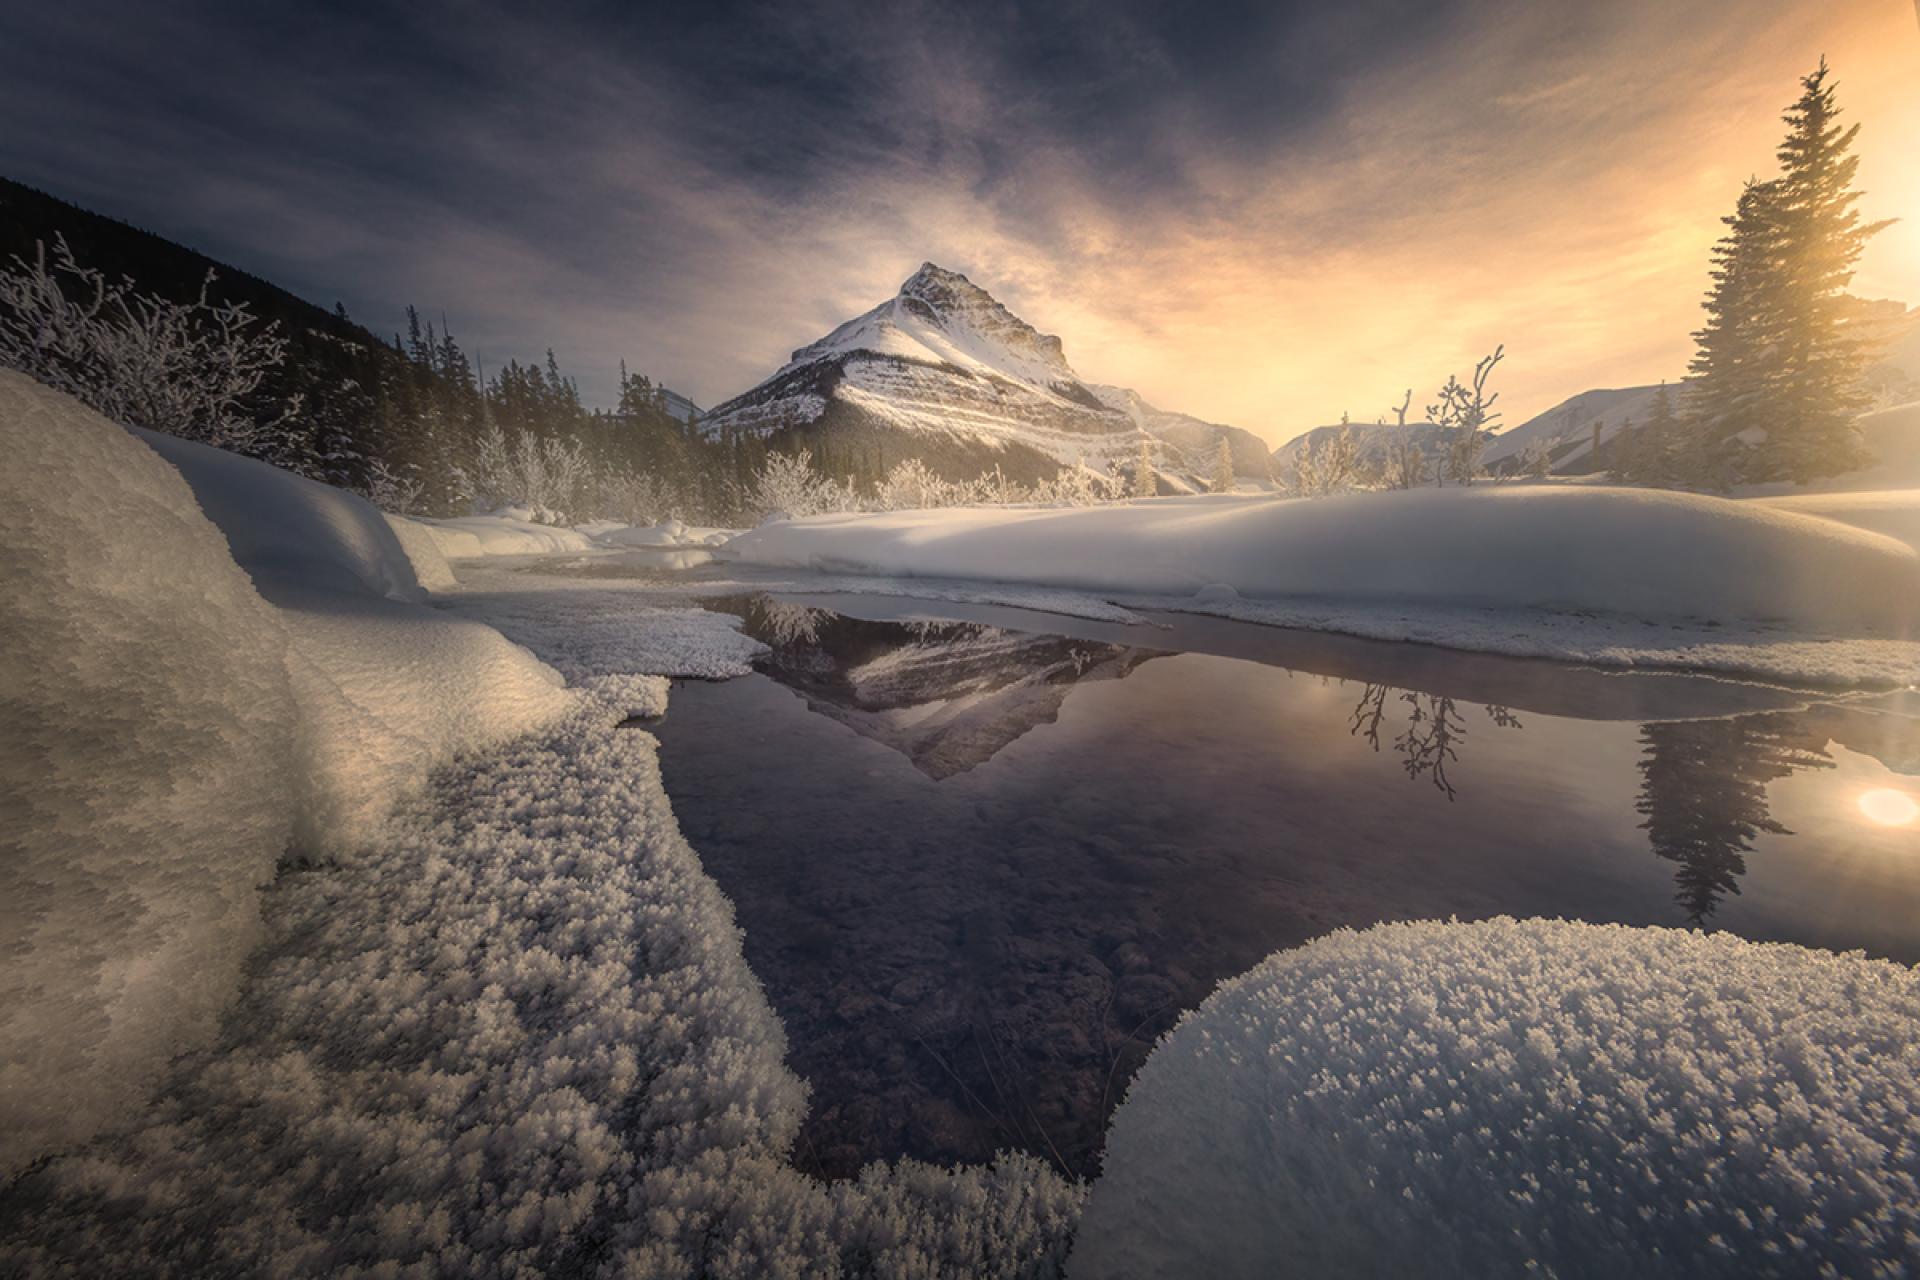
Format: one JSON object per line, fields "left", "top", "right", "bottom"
{"left": 0, "top": 235, "right": 297, "bottom": 457}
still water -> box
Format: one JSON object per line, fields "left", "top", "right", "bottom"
{"left": 648, "top": 595, "right": 1920, "bottom": 1179}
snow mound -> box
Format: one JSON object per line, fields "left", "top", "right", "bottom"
{"left": 1074, "top": 918, "right": 1920, "bottom": 1279}
{"left": 137, "top": 426, "right": 426, "bottom": 602}
{"left": 725, "top": 487, "right": 1920, "bottom": 637}
{"left": 1753, "top": 489, "right": 1920, "bottom": 554}
{"left": 595, "top": 518, "right": 696, "bottom": 547}
{"left": 128, "top": 429, "right": 578, "bottom": 852}
{"left": 414, "top": 511, "right": 597, "bottom": 558}
{"left": 0, "top": 369, "right": 301, "bottom": 1178}
{"left": 383, "top": 513, "right": 461, "bottom": 590}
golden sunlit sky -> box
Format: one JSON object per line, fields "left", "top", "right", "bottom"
{"left": 2, "top": 0, "right": 1916, "bottom": 445}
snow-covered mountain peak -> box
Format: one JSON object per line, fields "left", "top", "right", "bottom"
{"left": 702, "top": 262, "right": 1272, "bottom": 487}
{"left": 897, "top": 262, "right": 1070, "bottom": 369}
{"left": 776, "top": 262, "right": 1082, "bottom": 398}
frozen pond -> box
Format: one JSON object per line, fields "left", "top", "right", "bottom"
{"left": 648, "top": 594, "right": 1920, "bottom": 1179}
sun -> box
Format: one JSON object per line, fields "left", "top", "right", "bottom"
{"left": 1857, "top": 788, "right": 1919, "bottom": 827}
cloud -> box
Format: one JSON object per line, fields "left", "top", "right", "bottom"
{"left": 2, "top": 0, "right": 1914, "bottom": 444}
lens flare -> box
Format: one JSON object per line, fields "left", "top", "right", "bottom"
{"left": 1858, "top": 788, "right": 1919, "bottom": 826}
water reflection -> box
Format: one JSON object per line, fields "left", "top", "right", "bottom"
{"left": 652, "top": 597, "right": 1920, "bottom": 1177}
{"left": 712, "top": 595, "right": 1168, "bottom": 779}
{"left": 1635, "top": 716, "right": 1835, "bottom": 923}
{"left": 1349, "top": 684, "right": 1523, "bottom": 799}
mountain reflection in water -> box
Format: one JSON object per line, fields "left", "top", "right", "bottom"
{"left": 653, "top": 596, "right": 1920, "bottom": 1179}
{"left": 711, "top": 595, "right": 1168, "bottom": 779}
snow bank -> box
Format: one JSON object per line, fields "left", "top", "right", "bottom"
{"left": 726, "top": 487, "right": 1920, "bottom": 638}
{"left": 0, "top": 369, "right": 301, "bottom": 1178}
{"left": 1074, "top": 918, "right": 1920, "bottom": 1279}
{"left": 4, "top": 689, "right": 1082, "bottom": 1276}
{"left": 382, "top": 512, "right": 461, "bottom": 591}
{"left": 1753, "top": 490, "right": 1920, "bottom": 554}
{"left": 137, "top": 426, "right": 427, "bottom": 602}
{"left": 0, "top": 373, "right": 576, "bottom": 1176}
{"left": 128, "top": 428, "right": 578, "bottom": 852}
{"left": 412, "top": 510, "right": 596, "bottom": 559}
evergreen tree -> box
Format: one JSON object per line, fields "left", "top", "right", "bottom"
{"left": 1608, "top": 415, "right": 1636, "bottom": 482}
{"left": 1685, "top": 61, "right": 1890, "bottom": 485}
{"left": 1641, "top": 381, "right": 1677, "bottom": 486}
{"left": 1684, "top": 179, "right": 1783, "bottom": 487}
{"left": 1209, "top": 437, "right": 1236, "bottom": 493}
{"left": 1764, "top": 58, "right": 1890, "bottom": 481}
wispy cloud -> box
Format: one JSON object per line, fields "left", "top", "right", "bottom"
{"left": 2, "top": 0, "right": 1914, "bottom": 443}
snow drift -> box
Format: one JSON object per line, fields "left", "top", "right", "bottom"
{"left": 0, "top": 369, "right": 302, "bottom": 1177}
{"left": 1074, "top": 917, "right": 1920, "bottom": 1279}
{"left": 138, "top": 426, "right": 429, "bottom": 602}
{"left": 136, "top": 426, "right": 577, "bottom": 849}
{"left": 726, "top": 486, "right": 1920, "bottom": 637}
{"left": 0, "top": 371, "right": 574, "bottom": 1177}
{"left": 410, "top": 509, "right": 596, "bottom": 559}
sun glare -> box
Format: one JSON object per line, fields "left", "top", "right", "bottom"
{"left": 1858, "top": 788, "right": 1920, "bottom": 827}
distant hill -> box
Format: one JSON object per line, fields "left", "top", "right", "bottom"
{"left": 0, "top": 177, "right": 388, "bottom": 358}
{"left": 1482, "top": 385, "right": 1671, "bottom": 476}
{"left": 1270, "top": 420, "right": 1457, "bottom": 481}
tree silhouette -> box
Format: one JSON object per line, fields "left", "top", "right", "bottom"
{"left": 1634, "top": 715, "right": 1833, "bottom": 923}
{"left": 1349, "top": 684, "right": 1523, "bottom": 800}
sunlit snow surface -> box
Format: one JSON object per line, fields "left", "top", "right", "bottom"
{"left": 1076, "top": 918, "right": 1920, "bottom": 1279}
{"left": 723, "top": 489, "right": 1920, "bottom": 687}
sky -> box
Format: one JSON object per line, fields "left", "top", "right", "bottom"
{"left": 1, "top": 0, "right": 1916, "bottom": 446}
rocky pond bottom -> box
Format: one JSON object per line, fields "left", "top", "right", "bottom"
{"left": 646, "top": 594, "right": 1920, "bottom": 1181}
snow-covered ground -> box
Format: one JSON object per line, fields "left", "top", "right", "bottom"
{"left": 10, "top": 366, "right": 1920, "bottom": 1275}
{"left": 723, "top": 485, "right": 1920, "bottom": 687}
{"left": 1076, "top": 918, "right": 1920, "bottom": 1279}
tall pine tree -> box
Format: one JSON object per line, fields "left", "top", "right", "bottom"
{"left": 1685, "top": 179, "right": 1784, "bottom": 487}
{"left": 1765, "top": 58, "right": 1890, "bottom": 481}
{"left": 1686, "top": 61, "right": 1890, "bottom": 485}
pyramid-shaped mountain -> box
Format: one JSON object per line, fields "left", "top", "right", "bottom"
{"left": 700, "top": 263, "right": 1271, "bottom": 488}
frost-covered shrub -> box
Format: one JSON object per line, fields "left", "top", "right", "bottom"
{"left": 1030, "top": 463, "right": 1117, "bottom": 506}
{"left": 749, "top": 448, "right": 857, "bottom": 519}
{"left": 0, "top": 236, "right": 294, "bottom": 459}
{"left": 1073, "top": 917, "right": 1920, "bottom": 1279}
{"left": 872, "top": 456, "right": 952, "bottom": 510}
{"left": 450, "top": 421, "right": 596, "bottom": 519}
{"left": 0, "top": 368, "right": 301, "bottom": 1177}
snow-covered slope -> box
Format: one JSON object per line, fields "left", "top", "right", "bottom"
{"left": 1482, "top": 383, "right": 1671, "bottom": 472}
{"left": 702, "top": 263, "right": 1264, "bottom": 487}
{"left": 1089, "top": 384, "right": 1274, "bottom": 481}
{"left": 724, "top": 488, "right": 1920, "bottom": 676}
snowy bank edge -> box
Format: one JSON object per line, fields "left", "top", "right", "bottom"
{"left": 724, "top": 489, "right": 1920, "bottom": 641}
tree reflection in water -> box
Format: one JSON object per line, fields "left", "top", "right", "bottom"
{"left": 1635, "top": 716, "right": 1835, "bottom": 924}
{"left": 1348, "top": 683, "right": 1523, "bottom": 800}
